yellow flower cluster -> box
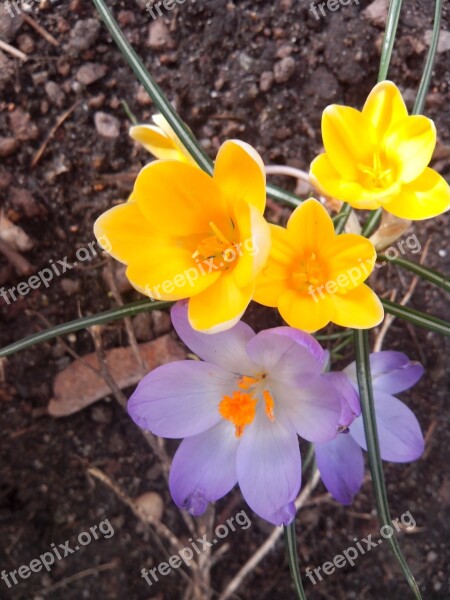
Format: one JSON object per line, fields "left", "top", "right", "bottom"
{"left": 94, "top": 82, "right": 449, "bottom": 333}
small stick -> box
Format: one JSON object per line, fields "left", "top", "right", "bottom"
{"left": 0, "top": 39, "right": 27, "bottom": 61}
{"left": 31, "top": 101, "right": 79, "bottom": 168}
{"left": 22, "top": 12, "right": 59, "bottom": 47}
{"left": 37, "top": 559, "right": 120, "bottom": 595}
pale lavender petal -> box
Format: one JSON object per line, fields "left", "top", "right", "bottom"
{"left": 270, "top": 376, "right": 341, "bottom": 442}
{"left": 324, "top": 371, "right": 361, "bottom": 427}
{"left": 171, "top": 301, "right": 258, "bottom": 374}
{"left": 269, "top": 326, "right": 327, "bottom": 367}
{"left": 315, "top": 434, "right": 364, "bottom": 505}
{"left": 344, "top": 351, "right": 424, "bottom": 394}
{"left": 128, "top": 360, "right": 235, "bottom": 438}
{"left": 169, "top": 421, "right": 239, "bottom": 515}
{"left": 350, "top": 392, "right": 424, "bottom": 462}
{"left": 236, "top": 409, "right": 300, "bottom": 526}
{"left": 246, "top": 330, "right": 322, "bottom": 381}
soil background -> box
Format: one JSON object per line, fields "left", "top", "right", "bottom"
{"left": 0, "top": 0, "right": 449, "bottom": 599}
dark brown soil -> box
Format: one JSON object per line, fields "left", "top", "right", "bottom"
{"left": 0, "top": 1, "right": 449, "bottom": 599}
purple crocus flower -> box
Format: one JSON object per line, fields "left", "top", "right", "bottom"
{"left": 315, "top": 352, "right": 425, "bottom": 505}
{"left": 128, "top": 301, "right": 342, "bottom": 526}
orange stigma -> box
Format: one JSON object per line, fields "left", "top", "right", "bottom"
{"left": 219, "top": 391, "right": 257, "bottom": 438}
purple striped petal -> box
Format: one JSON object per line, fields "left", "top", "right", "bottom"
{"left": 350, "top": 392, "right": 424, "bottom": 462}
{"left": 236, "top": 409, "right": 300, "bottom": 525}
{"left": 169, "top": 421, "right": 239, "bottom": 515}
{"left": 128, "top": 360, "right": 235, "bottom": 438}
{"left": 315, "top": 434, "right": 364, "bottom": 504}
{"left": 270, "top": 376, "right": 342, "bottom": 442}
{"left": 269, "top": 326, "right": 328, "bottom": 367}
{"left": 324, "top": 371, "right": 361, "bottom": 427}
{"left": 171, "top": 301, "right": 258, "bottom": 374}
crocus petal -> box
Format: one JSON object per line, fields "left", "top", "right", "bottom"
{"left": 315, "top": 434, "right": 364, "bottom": 505}
{"left": 386, "top": 168, "right": 450, "bottom": 220}
{"left": 271, "top": 376, "right": 342, "bottom": 443}
{"left": 236, "top": 409, "right": 300, "bottom": 526}
{"left": 367, "top": 351, "right": 423, "bottom": 394}
{"left": 324, "top": 371, "right": 361, "bottom": 425}
{"left": 214, "top": 140, "right": 266, "bottom": 214}
{"left": 325, "top": 233, "right": 376, "bottom": 291}
{"left": 246, "top": 330, "right": 322, "bottom": 377}
{"left": 129, "top": 124, "right": 183, "bottom": 161}
{"left": 322, "top": 105, "right": 376, "bottom": 180}
{"left": 278, "top": 289, "right": 335, "bottom": 333}
{"left": 309, "top": 154, "right": 382, "bottom": 210}
{"left": 286, "top": 199, "right": 336, "bottom": 248}
{"left": 133, "top": 160, "right": 227, "bottom": 236}
{"left": 128, "top": 360, "right": 235, "bottom": 438}
{"left": 268, "top": 326, "right": 327, "bottom": 367}
{"left": 331, "top": 284, "right": 384, "bottom": 329}
{"left": 188, "top": 273, "right": 254, "bottom": 333}
{"left": 169, "top": 421, "right": 239, "bottom": 516}
{"left": 384, "top": 116, "right": 436, "bottom": 184}
{"left": 171, "top": 301, "right": 258, "bottom": 374}
{"left": 362, "top": 81, "right": 408, "bottom": 137}
{"left": 350, "top": 392, "right": 425, "bottom": 462}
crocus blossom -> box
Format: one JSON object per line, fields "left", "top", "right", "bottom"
{"left": 315, "top": 351, "right": 425, "bottom": 505}
{"left": 309, "top": 80, "right": 450, "bottom": 220}
{"left": 94, "top": 140, "right": 271, "bottom": 333}
{"left": 128, "top": 301, "right": 343, "bottom": 526}
{"left": 254, "top": 198, "right": 383, "bottom": 332}
{"left": 130, "top": 113, "right": 196, "bottom": 165}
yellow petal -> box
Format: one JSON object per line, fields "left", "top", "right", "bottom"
{"left": 93, "top": 202, "right": 156, "bottom": 264}
{"left": 277, "top": 289, "right": 334, "bottom": 333}
{"left": 385, "top": 167, "right": 450, "bottom": 220}
{"left": 253, "top": 272, "right": 285, "bottom": 307}
{"left": 324, "top": 234, "right": 377, "bottom": 291}
{"left": 152, "top": 114, "right": 197, "bottom": 165}
{"left": 287, "top": 198, "right": 336, "bottom": 249}
{"left": 126, "top": 244, "right": 220, "bottom": 300}
{"left": 187, "top": 273, "right": 254, "bottom": 333}
{"left": 230, "top": 201, "right": 271, "bottom": 288}
{"left": 322, "top": 105, "right": 376, "bottom": 179}
{"left": 214, "top": 140, "right": 266, "bottom": 214}
{"left": 331, "top": 284, "right": 384, "bottom": 329}
{"left": 383, "top": 115, "right": 436, "bottom": 183}
{"left": 129, "top": 124, "right": 184, "bottom": 161}
{"left": 133, "top": 160, "right": 227, "bottom": 236}
{"left": 362, "top": 81, "right": 408, "bottom": 137}
{"left": 309, "top": 154, "right": 398, "bottom": 210}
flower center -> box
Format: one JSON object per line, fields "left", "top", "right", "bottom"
{"left": 357, "top": 153, "right": 394, "bottom": 191}
{"left": 192, "top": 220, "right": 238, "bottom": 271}
{"left": 290, "top": 251, "right": 328, "bottom": 293}
{"left": 218, "top": 375, "right": 275, "bottom": 438}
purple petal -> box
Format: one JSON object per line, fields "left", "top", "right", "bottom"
{"left": 169, "top": 421, "right": 239, "bottom": 515}
{"left": 246, "top": 330, "right": 322, "bottom": 379}
{"left": 128, "top": 360, "right": 235, "bottom": 438}
{"left": 344, "top": 351, "right": 424, "bottom": 394}
{"left": 171, "top": 301, "right": 258, "bottom": 374}
{"left": 324, "top": 371, "right": 361, "bottom": 427}
{"left": 350, "top": 392, "right": 424, "bottom": 462}
{"left": 315, "top": 434, "right": 364, "bottom": 505}
{"left": 270, "top": 376, "right": 342, "bottom": 443}
{"left": 236, "top": 409, "right": 300, "bottom": 526}
{"left": 269, "top": 326, "right": 327, "bottom": 367}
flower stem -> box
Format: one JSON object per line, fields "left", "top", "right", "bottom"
{"left": 378, "top": 0, "right": 404, "bottom": 81}
{"left": 284, "top": 521, "right": 308, "bottom": 600}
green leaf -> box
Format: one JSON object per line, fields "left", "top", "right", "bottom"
{"left": 284, "top": 521, "right": 308, "bottom": 600}
{"left": 354, "top": 330, "right": 422, "bottom": 600}
{"left": 361, "top": 208, "right": 382, "bottom": 237}
{"left": 333, "top": 203, "right": 352, "bottom": 234}
{"left": 378, "top": 0, "right": 404, "bottom": 81}
{"left": 382, "top": 298, "right": 450, "bottom": 337}
{"left": 412, "top": 0, "right": 443, "bottom": 115}
{"left": 0, "top": 299, "right": 171, "bottom": 359}
{"left": 92, "top": 0, "right": 304, "bottom": 207}
{"left": 380, "top": 255, "right": 450, "bottom": 293}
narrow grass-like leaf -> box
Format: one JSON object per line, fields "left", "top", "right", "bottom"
{"left": 92, "top": 0, "right": 303, "bottom": 206}
{"left": 378, "top": 0, "right": 404, "bottom": 81}
{"left": 284, "top": 522, "right": 308, "bottom": 600}
{"left": 382, "top": 298, "right": 450, "bottom": 336}
{"left": 354, "top": 330, "right": 422, "bottom": 600}
{"left": 0, "top": 300, "right": 171, "bottom": 359}
{"left": 412, "top": 0, "right": 443, "bottom": 115}
{"left": 381, "top": 255, "right": 450, "bottom": 293}
{"left": 333, "top": 203, "right": 352, "bottom": 234}
{"left": 361, "top": 208, "right": 382, "bottom": 237}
